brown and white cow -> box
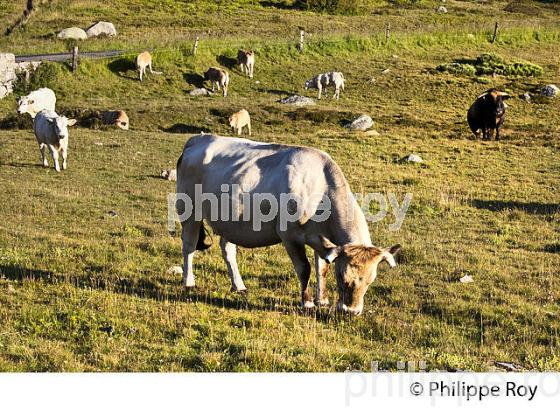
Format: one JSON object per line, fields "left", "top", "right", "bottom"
{"left": 204, "top": 67, "right": 229, "bottom": 97}
{"left": 102, "top": 110, "right": 129, "bottom": 130}
{"left": 176, "top": 134, "right": 401, "bottom": 315}
{"left": 237, "top": 49, "right": 255, "bottom": 79}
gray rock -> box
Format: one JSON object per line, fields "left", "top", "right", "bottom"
{"left": 345, "top": 114, "right": 374, "bottom": 131}
{"left": 86, "top": 21, "right": 117, "bottom": 38}
{"left": 437, "top": 5, "right": 448, "bottom": 13}
{"left": 495, "top": 361, "right": 522, "bottom": 372}
{"left": 279, "top": 95, "right": 316, "bottom": 106}
{"left": 405, "top": 154, "right": 423, "bottom": 164}
{"left": 520, "top": 92, "right": 531, "bottom": 102}
{"left": 459, "top": 274, "right": 474, "bottom": 283}
{"left": 541, "top": 84, "right": 559, "bottom": 98}
{"left": 57, "top": 27, "right": 88, "bottom": 40}
{"left": 161, "top": 169, "right": 177, "bottom": 182}
{"left": 0, "top": 53, "right": 16, "bottom": 99}
{"left": 189, "top": 87, "right": 213, "bottom": 96}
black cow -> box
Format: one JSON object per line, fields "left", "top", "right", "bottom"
{"left": 467, "top": 89, "right": 511, "bottom": 140}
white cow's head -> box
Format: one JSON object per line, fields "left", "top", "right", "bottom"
{"left": 16, "top": 96, "right": 33, "bottom": 115}
{"left": 312, "top": 236, "right": 401, "bottom": 316}
{"left": 51, "top": 116, "right": 77, "bottom": 139}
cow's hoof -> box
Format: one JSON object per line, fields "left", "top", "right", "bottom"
{"left": 316, "top": 298, "right": 330, "bottom": 307}
{"left": 183, "top": 279, "right": 196, "bottom": 288}
{"left": 303, "top": 300, "right": 316, "bottom": 309}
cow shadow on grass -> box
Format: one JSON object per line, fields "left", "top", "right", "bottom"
{"left": 160, "top": 123, "right": 211, "bottom": 134}
{"left": 216, "top": 55, "right": 237, "bottom": 71}
{"left": 1, "top": 263, "right": 354, "bottom": 321}
{"left": 108, "top": 58, "right": 137, "bottom": 78}
{"left": 183, "top": 72, "right": 205, "bottom": 88}
{"left": 471, "top": 199, "right": 559, "bottom": 215}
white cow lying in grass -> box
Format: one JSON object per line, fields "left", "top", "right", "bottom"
{"left": 33, "top": 110, "right": 77, "bottom": 172}
{"left": 17, "top": 88, "right": 56, "bottom": 118}
{"left": 304, "top": 72, "right": 345, "bottom": 100}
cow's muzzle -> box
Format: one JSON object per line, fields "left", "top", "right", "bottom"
{"left": 337, "top": 302, "right": 363, "bottom": 316}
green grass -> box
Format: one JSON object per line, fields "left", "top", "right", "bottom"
{"left": 0, "top": 0, "right": 559, "bottom": 372}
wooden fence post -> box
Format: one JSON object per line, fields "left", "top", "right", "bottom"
{"left": 491, "top": 22, "right": 499, "bottom": 43}
{"left": 71, "top": 46, "right": 78, "bottom": 73}
{"left": 298, "top": 30, "right": 305, "bottom": 52}
{"left": 385, "top": 23, "right": 391, "bottom": 44}
{"left": 192, "top": 36, "right": 199, "bottom": 55}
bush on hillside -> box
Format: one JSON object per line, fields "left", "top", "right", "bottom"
{"left": 13, "top": 62, "right": 63, "bottom": 94}
{"left": 437, "top": 53, "right": 543, "bottom": 78}
{"left": 297, "top": 0, "right": 365, "bottom": 14}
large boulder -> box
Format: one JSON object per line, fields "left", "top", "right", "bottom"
{"left": 279, "top": 95, "right": 316, "bottom": 106}
{"left": 57, "top": 27, "right": 88, "bottom": 40}
{"left": 541, "top": 84, "right": 559, "bottom": 98}
{"left": 0, "top": 53, "right": 16, "bottom": 99}
{"left": 345, "top": 114, "right": 373, "bottom": 131}
{"left": 86, "top": 21, "right": 117, "bottom": 38}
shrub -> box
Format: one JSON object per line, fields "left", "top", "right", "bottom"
{"left": 297, "top": 0, "right": 364, "bottom": 15}
{"left": 437, "top": 53, "right": 543, "bottom": 78}
{"left": 13, "top": 62, "right": 63, "bottom": 94}
{"left": 436, "top": 63, "right": 476, "bottom": 76}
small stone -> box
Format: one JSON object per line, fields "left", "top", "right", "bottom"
{"left": 94, "top": 141, "right": 103, "bottom": 146}
{"left": 381, "top": 68, "right": 390, "bottom": 74}
{"left": 167, "top": 265, "right": 183, "bottom": 275}
{"left": 345, "top": 114, "right": 374, "bottom": 131}
{"left": 520, "top": 93, "right": 531, "bottom": 102}
{"left": 364, "top": 129, "right": 380, "bottom": 137}
{"left": 405, "top": 154, "right": 423, "bottom": 164}
{"left": 495, "top": 361, "right": 521, "bottom": 372}
{"left": 437, "top": 5, "right": 448, "bottom": 13}
{"left": 255, "top": 80, "right": 260, "bottom": 84}
{"left": 368, "top": 77, "right": 376, "bottom": 83}
{"left": 541, "top": 84, "right": 559, "bottom": 98}
{"left": 161, "top": 169, "right": 177, "bottom": 182}
{"left": 278, "top": 95, "right": 316, "bottom": 106}
{"left": 189, "top": 88, "right": 213, "bottom": 96}
{"left": 86, "top": 21, "right": 117, "bottom": 38}
{"left": 108, "top": 210, "right": 118, "bottom": 217}
{"left": 459, "top": 274, "right": 474, "bottom": 283}
{"left": 57, "top": 27, "right": 88, "bottom": 40}
{"left": 391, "top": 54, "right": 399, "bottom": 59}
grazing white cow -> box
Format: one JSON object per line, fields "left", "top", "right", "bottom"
{"left": 33, "top": 110, "right": 77, "bottom": 172}
{"left": 17, "top": 88, "right": 56, "bottom": 118}
{"left": 136, "top": 51, "right": 162, "bottom": 82}
{"left": 304, "top": 72, "right": 345, "bottom": 100}
{"left": 176, "top": 134, "right": 401, "bottom": 315}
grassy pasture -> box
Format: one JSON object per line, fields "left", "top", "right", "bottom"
{"left": 0, "top": 0, "right": 559, "bottom": 371}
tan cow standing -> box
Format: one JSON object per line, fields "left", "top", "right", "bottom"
{"left": 136, "top": 51, "right": 162, "bottom": 82}
{"left": 204, "top": 67, "right": 229, "bottom": 97}
{"left": 237, "top": 50, "right": 255, "bottom": 79}
{"left": 228, "top": 109, "right": 251, "bottom": 136}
